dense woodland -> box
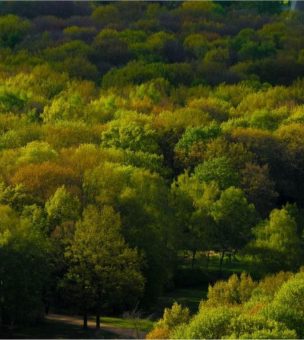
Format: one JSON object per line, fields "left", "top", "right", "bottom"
{"left": 1, "top": 0, "right": 304, "bottom": 338}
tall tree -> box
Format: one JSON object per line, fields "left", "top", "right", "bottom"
{"left": 211, "top": 187, "right": 257, "bottom": 271}
{"left": 64, "top": 205, "right": 144, "bottom": 328}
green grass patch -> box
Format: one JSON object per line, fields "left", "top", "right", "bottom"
{"left": 100, "top": 316, "right": 154, "bottom": 332}
{"left": 158, "top": 287, "right": 207, "bottom": 314}
{"left": 179, "top": 252, "right": 259, "bottom": 278}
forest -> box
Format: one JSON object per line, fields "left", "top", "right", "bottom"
{"left": 1, "top": 0, "right": 304, "bottom": 338}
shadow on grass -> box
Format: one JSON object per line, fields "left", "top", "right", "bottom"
{"left": 1, "top": 318, "right": 118, "bottom": 339}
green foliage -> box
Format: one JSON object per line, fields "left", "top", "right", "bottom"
{"left": 250, "top": 271, "right": 293, "bottom": 303}
{"left": 206, "top": 273, "right": 257, "bottom": 307}
{"left": 211, "top": 187, "right": 257, "bottom": 253}
{"left": 147, "top": 302, "right": 190, "bottom": 339}
{"left": 265, "top": 271, "right": 304, "bottom": 337}
{"left": 92, "top": 5, "right": 120, "bottom": 28}
{"left": 0, "top": 87, "right": 26, "bottom": 113}
{"left": 0, "top": 205, "right": 51, "bottom": 325}
{"left": 172, "top": 307, "right": 237, "bottom": 339}
{"left": 240, "top": 163, "right": 278, "bottom": 217}
{"left": 0, "top": 15, "right": 30, "bottom": 48}
{"left": 250, "top": 207, "right": 302, "bottom": 271}
{"left": 176, "top": 123, "right": 221, "bottom": 155}
{"left": 18, "top": 141, "right": 57, "bottom": 164}
{"left": 227, "top": 314, "right": 296, "bottom": 339}
{"left": 63, "top": 26, "right": 96, "bottom": 41}
{"left": 155, "top": 271, "right": 302, "bottom": 339}
{"left": 194, "top": 157, "right": 239, "bottom": 189}
{"left": 184, "top": 33, "right": 209, "bottom": 58}
{"left": 65, "top": 205, "right": 144, "bottom": 313}
{"left": 0, "top": 183, "right": 38, "bottom": 211}
{"left": 1, "top": 1, "right": 304, "bottom": 331}
{"left": 44, "top": 40, "right": 93, "bottom": 63}
{"left": 45, "top": 186, "right": 80, "bottom": 230}
{"left": 42, "top": 92, "right": 88, "bottom": 123}
{"left": 160, "top": 302, "right": 190, "bottom": 330}
{"left": 102, "top": 61, "right": 150, "bottom": 87}
{"left": 175, "top": 123, "right": 221, "bottom": 168}
{"left": 101, "top": 120, "right": 160, "bottom": 153}
{"left": 83, "top": 162, "right": 176, "bottom": 303}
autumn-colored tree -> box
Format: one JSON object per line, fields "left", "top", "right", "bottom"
{"left": 11, "top": 162, "right": 80, "bottom": 200}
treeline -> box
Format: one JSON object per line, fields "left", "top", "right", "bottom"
{"left": 147, "top": 269, "right": 304, "bottom": 339}
{"left": 1, "top": 0, "right": 304, "bottom": 332}
{"left": 0, "top": 1, "right": 303, "bottom": 85}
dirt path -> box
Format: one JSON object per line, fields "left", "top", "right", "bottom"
{"left": 46, "top": 313, "right": 146, "bottom": 339}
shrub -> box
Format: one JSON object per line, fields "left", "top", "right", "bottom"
{"left": 227, "top": 314, "right": 296, "bottom": 339}
{"left": 265, "top": 272, "right": 304, "bottom": 337}
{"left": 146, "top": 302, "right": 190, "bottom": 339}
{"left": 172, "top": 306, "right": 237, "bottom": 339}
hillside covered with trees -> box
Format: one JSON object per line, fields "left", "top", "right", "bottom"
{"left": 1, "top": 1, "right": 304, "bottom": 338}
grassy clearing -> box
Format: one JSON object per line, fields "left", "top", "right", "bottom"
{"left": 158, "top": 288, "right": 207, "bottom": 314}
{"left": 181, "top": 252, "right": 254, "bottom": 272}
{"left": 4, "top": 254, "right": 257, "bottom": 339}
{"left": 154, "top": 252, "right": 258, "bottom": 316}
{"left": 99, "top": 316, "right": 154, "bottom": 332}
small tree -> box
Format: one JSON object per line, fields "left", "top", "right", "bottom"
{"left": 250, "top": 207, "right": 302, "bottom": 272}
{"left": 146, "top": 302, "right": 190, "bottom": 339}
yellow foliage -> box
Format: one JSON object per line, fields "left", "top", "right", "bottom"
{"left": 146, "top": 327, "right": 170, "bottom": 339}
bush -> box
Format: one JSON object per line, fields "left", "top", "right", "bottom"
{"left": 172, "top": 306, "right": 237, "bottom": 339}
{"left": 146, "top": 327, "right": 170, "bottom": 339}
{"left": 146, "top": 302, "right": 190, "bottom": 339}
{"left": 265, "top": 272, "right": 304, "bottom": 337}
{"left": 227, "top": 314, "right": 296, "bottom": 339}
{"left": 206, "top": 273, "right": 257, "bottom": 307}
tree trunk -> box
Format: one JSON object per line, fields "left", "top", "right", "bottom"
{"left": 96, "top": 314, "right": 100, "bottom": 329}
{"left": 191, "top": 249, "right": 196, "bottom": 269}
{"left": 219, "top": 250, "right": 225, "bottom": 276}
{"left": 83, "top": 312, "right": 88, "bottom": 329}
{"left": 206, "top": 251, "right": 210, "bottom": 269}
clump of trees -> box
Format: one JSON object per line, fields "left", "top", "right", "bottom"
{"left": 147, "top": 269, "right": 304, "bottom": 339}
